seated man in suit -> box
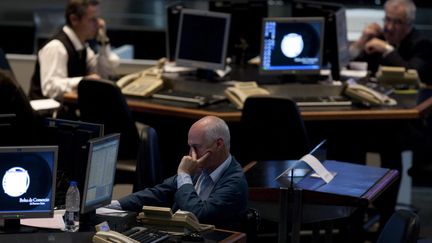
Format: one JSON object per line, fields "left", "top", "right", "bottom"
{"left": 110, "top": 116, "right": 248, "bottom": 230}
{"left": 29, "top": 0, "right": 119, "bottom": 100}
{"left": 344, "top": 0, "right": 432, "bottom": 237}
{"left": 349, "top": 0, "right": 432, "bottom": 84}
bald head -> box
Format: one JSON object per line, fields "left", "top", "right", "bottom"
{"left": 188, "top": 116, "right": 231, "bottom": 172}
{"left": 190, "top": 116, "right": 231, "bottom": 150}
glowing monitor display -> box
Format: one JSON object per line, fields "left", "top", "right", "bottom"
{"left": 81, "top": 133, "right": 120, "bottom": 214}
{"left": 260, "top": 17, "right": 324, "bottom": 75}
{"left": 0, "top": 146, "right": 57, "bottom": 232}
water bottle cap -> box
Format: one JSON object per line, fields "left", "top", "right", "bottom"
{"left": 70, "top": 181, "right": 77, "bottom": 186}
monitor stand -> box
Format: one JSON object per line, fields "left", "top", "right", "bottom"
{"left": 195, "top": 66, "right": 231, "bottom": 82}
{"left": 79, "top": 210, "right": 103, "bottom": 231}
{"left": 0, "top": 219, "right": 37, "bottom": 234}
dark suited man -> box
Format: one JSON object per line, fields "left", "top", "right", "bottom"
{"left": 342, "top": 0, "right": 432, "bottom": 239}
{"left": 29, "top": 0, "right": 118, "bottom": 100}
{"left": 110, "top": 116, "right": 248, "bottom": 230}
{"left": 350, "top": 0, "right": 432, "bottom": 84}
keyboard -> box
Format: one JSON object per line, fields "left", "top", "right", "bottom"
{"left": 291, "top": 96, "right": 352, "bottom": 107}
{"left": 152, "top": 89, "right": 227, "bottom": 107}
{"left": 122, "top": 226, "right": 170, "bottom": 243}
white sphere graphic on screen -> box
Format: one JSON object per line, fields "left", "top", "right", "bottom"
{"left": 2, "top": 167, "right": 30, "bottom": 197}
{"left": 281, "top": 33, "right": 304, "bottom": 58}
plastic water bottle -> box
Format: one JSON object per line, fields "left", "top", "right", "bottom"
{"left": 64, "top": 181, "right": 80, "bottom": 232}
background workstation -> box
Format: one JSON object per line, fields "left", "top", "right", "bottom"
{"left": 2, "top": 0, "right": 432, "bottom": 242}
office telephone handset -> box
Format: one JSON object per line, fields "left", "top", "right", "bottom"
{"left": 376, "top": 65, "right": 419, "bottom": 87}
{"left": 116, "top": 66, "right": 164, "bottom": 97}
{"left": 224, "top": 81, "right": 270, "bottom": 109}
{"left": 93, "top": 230, "right": 139, "bottom": 243}
{"left": 344, "top": 82, "right": 397, "bottom": 106}
{"left": 137, "top": 206, "right": 214, "bottom": 233}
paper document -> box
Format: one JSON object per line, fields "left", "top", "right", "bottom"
{"left": 300, "top": 154, "right": 334, "bottom": 183}
{"left": 30, "top": 99, "right": 60, "bottom": 111}
{"left": 275, "top": 140, "right": 335, "bottom": 184}
{"left": 96, "top": 207, "right": 128, "bottom": 217}
{"left": 21, "top": 209, "right": 65, "bottom": 229}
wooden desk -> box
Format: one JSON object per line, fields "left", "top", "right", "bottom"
{"left": 63, "top": 82, "right": 432, "bottom": 122}
{"left": 245, "top": 160, "right": 399, "bottom": 243}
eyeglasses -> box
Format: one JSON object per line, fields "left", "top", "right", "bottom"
{"left": 383, "top": 16, "right": 409, "bottom": 26}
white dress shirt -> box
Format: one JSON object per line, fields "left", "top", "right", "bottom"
{"left": 38, "top": 25, "right": 118, "bottom": 99}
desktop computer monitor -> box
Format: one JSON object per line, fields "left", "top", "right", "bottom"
{"left": 165, "top": 2, "right": 184, "bottom": 62}
{"left": 292, "top": 0, "right": 350, "bottom": 81}
{"left": 42, "top": 118, "right": 104, "bottom": 206}
{"left": 209, "top": 0, "right": 268, "bottom": 64}
{"left": 80, "top": 133, "right": 120, "bottom": 215}
{"left": 0, "top": 145, "right": 57, "bottom": 233}
{"left": 175, "top": 9, "right": 231, "bottom": 72}
{"left": 259, "top": 17, "right": 324, "bottom": 75}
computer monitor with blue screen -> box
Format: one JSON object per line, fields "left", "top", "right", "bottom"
{"left": 292, "top": 0, "right": 350, "bottom": 81}
{"left": 260, "top": 17, "right": 324, "bottom": 75}
{"left": 175, "top": 9, "right": 230, "bottom": 73}
{"left": 80, "top": 133, "right": 120, "bottom": 216}
{"left": 0, "top": 146, "right": 57, "bottom": 233}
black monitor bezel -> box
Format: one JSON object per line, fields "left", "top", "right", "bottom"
{"left": 44, "top": 118, "right": 104, "bottom": 137}
{"left": 80, "top": 133, "right": 120, "bottom": 214}
{"left": 259, "top": 16, "right": 325, "bottom": 75}
{"left": 165, "top": 1, "right": 184, "bottom": 62}
{"left": 0, "top": 145, "right": 58, "bottom": 219}
{"left": 175, "top": 8, "right": 231, "bottom": 71}
{"left": 292, "top": 0, "right": 350, "bottom": 80}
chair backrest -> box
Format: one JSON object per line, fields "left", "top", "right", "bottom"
{"left": 237, "top": 96, "right": 310, "bottom": 164}
{"left": 0, "top": 69, "right": 39, "bottom": 146}
{"left": 376, "top": 209, "right": 420, "bottom": 243}
{"left": 134, "top": 125, "right": 162, "bottom": 192}
{"left": 0, "top": 47, "right": 16, "bottom": 81}
{"left": 78, "top": 79, "right": 139, "bottom": 160}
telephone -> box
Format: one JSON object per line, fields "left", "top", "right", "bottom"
{"left": 137, "top": 206, "right": 214, "bottom": 233}
{"left": 93, "top": 230, "right": 138, "bottom": 243}
{"left": 116, "top": 66, "right": 164, "bottom": 97}
{"left": 376, "top": 66, "right": 419, "bottom": 87}
{"left": 344, "top": 82, "right": 397, "bottom": 106}
{"left": 224, "top": 81, "right": 270, "bottom": 109}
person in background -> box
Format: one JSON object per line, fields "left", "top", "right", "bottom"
{"left": 344, "top": 1, "right": 432, "bottom": 239}
{"left": 109, "top": 116, "right": 248, "bottom": 230}
{"left": 349, "top": 0, "right": 432, "bottom": 84}
{"left": 29, "top": 0, "right": 119, "bottom": 100}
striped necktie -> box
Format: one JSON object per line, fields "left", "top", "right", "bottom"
{"left": 197, "top": 171, "right": 213, "bottom": 200}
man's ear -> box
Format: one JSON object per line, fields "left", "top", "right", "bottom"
{"left": 69, "top": 14, "right": 79, "bottom": 27}
{"left": 216, "top": 138, "right": 224, "bottom": 149}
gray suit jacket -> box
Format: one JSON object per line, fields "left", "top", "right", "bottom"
{"left": 118, "top": 157, "right": 248, "bottom": 229}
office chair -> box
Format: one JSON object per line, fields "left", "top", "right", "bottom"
{"left": 78, "top": 79, "right": 163, "bottom": 191}
{"left": 0, "top": 54, "right": 40, "bottom": 146}
{"left": 236, "top": 96, "right": 310, "bottom": 165}
{"left": 376, "top": 209, "right": 420, "bottom": 243}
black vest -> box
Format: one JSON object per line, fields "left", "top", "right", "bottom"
{"left": 29, "top": 30, "right": 88, "bottom": 99}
